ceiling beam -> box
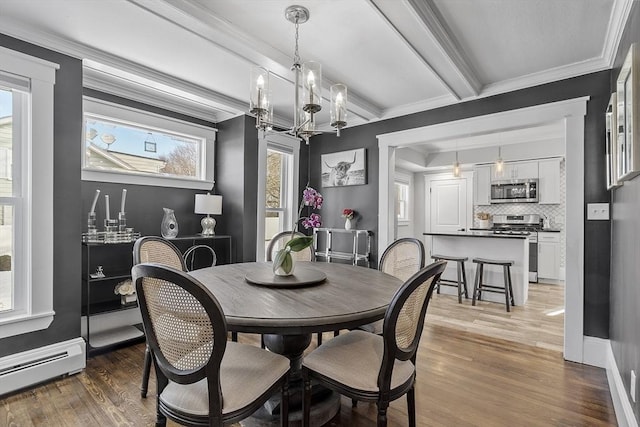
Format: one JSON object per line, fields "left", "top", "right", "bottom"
{"left": 368, "top": 0, "right": 481, "bottom": 100}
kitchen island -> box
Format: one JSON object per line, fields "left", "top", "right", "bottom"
{"left": 424, "top": 231, "right": 530, "bottom": 305}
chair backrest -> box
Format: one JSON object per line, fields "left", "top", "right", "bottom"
{"left": 133, "top": 236, "right": 187, "bottom": 271}
{"left": 378, "top": 260, "right": 447, "bottom": 392}
{"left": 183, "top": 245, "right": 217, "bottom": 271}
{"left": 132, "top": 263, "right": 228, "bottom": 419}
{"left": 266, "top": 231, "right": 314, "bottom": 262}
{"left": 379, "top": 238, "right": 426, "bottom": 281}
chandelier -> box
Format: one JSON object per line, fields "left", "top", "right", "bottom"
{"left": 249, "top": 5, "right": 347, "bottom": 143}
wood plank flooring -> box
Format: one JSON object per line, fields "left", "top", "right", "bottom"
{"left": 427, "top": 281, "right": 565, "bottom": 352}
{"left": 0, "top": 314, "right": 615, "bottom": 426}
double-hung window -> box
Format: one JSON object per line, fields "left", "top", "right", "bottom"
{"left": 0, "top": 47, "right": 58, "bottom": 338}
{"left": 395, "top": 180, "right": 410, "bottom": 223}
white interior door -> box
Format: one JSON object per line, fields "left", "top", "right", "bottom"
{"left": 430, "top": 178, "right": 468, "bottom": 233}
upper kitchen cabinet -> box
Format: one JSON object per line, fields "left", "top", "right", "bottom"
{"left": 473, "top": 165, "right": 491, "bottom": 205}
{"left": 538, "top": 158, "right": 562, "bottom": 204}
{"left": 491, "top": 160, "right": 538, "bottom": 181}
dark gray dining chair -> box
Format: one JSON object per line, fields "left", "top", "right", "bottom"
{"left": 132, "top": 263, "right": 290, "bottom": 426}
{"left": 302, "top": 260, "right": 446, "bottom": 427}
{"left": 358, "top": 237, "right": 425, "bottom": 335}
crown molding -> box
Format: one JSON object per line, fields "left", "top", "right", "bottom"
{"left": 602, "top": 0, "right": 636, "bottom": 67}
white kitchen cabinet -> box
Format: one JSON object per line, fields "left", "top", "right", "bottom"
{"left": 538, "top": 232, "right": 560, "bottom": 280}
{"left": 473, "top": 165, "right": 491, "bottom": 205}
{"left": 538, "top": 158, "right": 562, "bottom": 204}
{"left": 491, "top": 160, "right": 538, "bottom": 180}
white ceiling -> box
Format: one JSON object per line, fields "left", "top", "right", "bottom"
{"left": 0, "top": 0, "right": 632, "bottom": 155}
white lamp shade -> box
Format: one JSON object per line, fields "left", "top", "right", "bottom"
{"left": 195, "top": 193, "right": 222, "bottom": 215}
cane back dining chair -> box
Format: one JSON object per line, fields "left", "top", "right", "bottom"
{"left": 358, "top": 237, "right": 426, "bottom": 335}
{"left": 302, "top": 260, "right": 447, "bottom": 427}
{"left": 132, "top": 263, "right": 290, "bottom": 427}
{"left": 133, "top": 236, "right": 220, "bottom": 398}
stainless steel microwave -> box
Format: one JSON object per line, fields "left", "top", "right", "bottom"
{"left": 490, "top": 179, "right": 538, "bottom": 203}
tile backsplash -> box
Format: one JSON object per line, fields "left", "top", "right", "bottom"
{"left": 473, "top": 160, "right": 566, "bottom": 268}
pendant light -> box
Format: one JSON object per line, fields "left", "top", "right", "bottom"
{"left": 495, "top": 146, "right": 504, "bottom": 175}
{"left": 453, "top": 151, "right": 461, "bottom": 177}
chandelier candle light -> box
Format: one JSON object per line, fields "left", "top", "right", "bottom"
{"left": 195, "top": 193, "right": 223, "bottom": 235}
{"left": 250, "top": 5, "right": 348, "bottom": 143}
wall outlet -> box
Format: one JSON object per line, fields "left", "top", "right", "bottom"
{"left": 631, "top": 370, "right": 637, "bottom": 403}
{"left": 586, "top": 203, "right": 609, "bottom": 220}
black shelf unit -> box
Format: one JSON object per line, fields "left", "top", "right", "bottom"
{"left": 82, "top": 235, "right": 232, "bottom": 356}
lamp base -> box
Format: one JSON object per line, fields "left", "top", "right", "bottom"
{"left": 200, "top": 215, "right": 216, "bottom": 235}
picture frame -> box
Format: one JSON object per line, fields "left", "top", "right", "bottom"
{"left": 605, "top": 93, "right": 621, "bottom": 189}
{"left": 616, "top": 43, "right": 640, "bottom": 181}
{"left": 321, "top": 148, "right": 366, "bottom": 187}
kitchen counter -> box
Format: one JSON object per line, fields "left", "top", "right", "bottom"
{"left": 424, "top": 232, "right": 529, "bottom": 305}
{"left": 424, "top": 231, "right": 528, "bottom": 239}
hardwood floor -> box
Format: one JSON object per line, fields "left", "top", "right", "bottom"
{"left": 0, "top": 314, "right": 615, "bottom": 426}
{"left": 427, "top": 281, "right": 565, "bottom": 352}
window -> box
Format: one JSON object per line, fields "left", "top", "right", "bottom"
{"left": 256, "top": 132, "right": 300, "bottom": 261}
{"left": 264, "top": 147, "right": 293, "bottom": 252}
{"left": 82, "top": 97, "right": 216, "bottom": 190}
{"left": 395, "top": 181, "right": 410, "bottom": 222}
{"left": 0, "top": 47, "right": 58, "bottom": 338}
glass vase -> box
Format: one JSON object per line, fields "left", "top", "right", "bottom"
{"left": 161, "top": 207, "right": 179, "bottom": 239}
{"left": 272, "top": 248, "right": 296, "bottom": 276}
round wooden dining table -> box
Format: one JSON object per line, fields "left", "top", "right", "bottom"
{"left": 188, "top": 261, "right": 403, "bottom": 426}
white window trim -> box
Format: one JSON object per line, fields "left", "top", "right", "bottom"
{"left": 0, "top": 46, "right": 58, "bottom": 338}
{"left": 82, "top": 97, "right": 217, "bottom": 190}
{"left": 256, "top": 131, "right": 300, "bottom": 261}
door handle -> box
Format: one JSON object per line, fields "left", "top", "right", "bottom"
{"left": 457, "top": 228, "right": 466, "bottom": 231}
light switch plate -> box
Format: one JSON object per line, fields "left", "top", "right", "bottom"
{"left": 587, "top": 203, "right": 609, "bottom": 220}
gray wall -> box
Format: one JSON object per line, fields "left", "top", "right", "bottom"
{"left": 609, "top": 1, "right": 640, "bottom": 421}
{"left": 0, "top": 34, "right": 83, "bottom": 358}
{"left": 311, "top": 69, "right": 612, "bottom": 338}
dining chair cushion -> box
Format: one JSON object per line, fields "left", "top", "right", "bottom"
{"left": 302, "top": 330, "right": 415, "bottom": 392}
{"left": 160, "top": 341, "right": 290, "bottom": 416}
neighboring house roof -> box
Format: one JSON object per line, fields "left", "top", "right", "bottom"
{"left": 86, "top": 143, "right": 166, "bottom": 173}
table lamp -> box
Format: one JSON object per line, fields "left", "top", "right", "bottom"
{"left": 194, "top": 193, "right": 223, "bottom": 235}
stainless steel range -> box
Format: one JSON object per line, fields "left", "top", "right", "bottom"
{"left": 491, "top": 214, "right": 542, "bottom": 282}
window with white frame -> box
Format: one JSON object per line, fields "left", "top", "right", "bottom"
{"left": 395, "top": 181, "right": 410, "bottom": 222}
{"left": 0, "top": 47, "right": 57, "bottom": 338}
{"left": 264, "top": 147, "right": 294, "bottom": 252}
{"left": 82, "top": 97, "right": 216, "bottom": 190}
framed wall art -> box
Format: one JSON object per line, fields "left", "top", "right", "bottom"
{"left": 616, "top": 43, "right": 640, "bottom": 181}
{"left": 321, "top": 148, "right": 367, "bottom": 187}
{"left": 605, "top": 93, "right": 621, "bottom": 189}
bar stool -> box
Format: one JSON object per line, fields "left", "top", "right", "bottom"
{"left": 471, "top": 257, "right": 515, "bottom": 312}
{"left": 431, "top": 254, "right": 468, "bottom": 303}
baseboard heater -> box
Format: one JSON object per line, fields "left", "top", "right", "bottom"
{"left": 0, "top": 337, "right": 86, "bottom": 396}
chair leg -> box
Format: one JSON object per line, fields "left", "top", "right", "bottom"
{"left": 261, "top": 335, "right": 266, "bottom": 349}
{"left": 141, "top": 345, "right": 152, "bottom": 398}
{"left": 407, "top": 386, "right": 416, "bottom": 427}
{"left": 508, "top": 265, "right": 515, "bottom": 306}
{"left": 461, "top": 262, "right": 469, "bottom": 298}
{"left": 352, "top": 398, "right": 358, "bottom": 407}
{"left": 317, "top": 332, "right": 322, "bottom": 346}
{"left": 503, "top": 265, "right": 511, "bottom": 312}
{"left": 472, "top": 264, "right": 480, "bottom": 306}
{"left": 302, "top": 371, "right": 312, "bottom": 427}
{"left": 377, "top": 400, "right": 389, "bottom": 427}
{"left": 478, "top": 264, "right": 484, "bottom": 301}
{"left": 231, "top": 332, "right": 238, "bottom": 342}
{"left": 456, "top": 261, "right": 462, "bottom": 304}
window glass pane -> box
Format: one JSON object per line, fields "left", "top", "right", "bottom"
{"left": 266, "top": 150, "right": 284, "bottom": 208}
{"left": 264, "top": 210, "right": 283, "bottom": 250}
{"left": 0, "top": 204, "right": 13, "bottom": 312}
{"left": 395, "top": 182, "right": 409, "bottom": 221}
{"left": 0, "top": 89, "right": 13, "bottom": 312}
{"left": 84, "top": 115, "right": 203, "bottom": 179}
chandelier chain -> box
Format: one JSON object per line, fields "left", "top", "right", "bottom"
{"left": 293, "top": 21, "right": 301, "bottom": 67}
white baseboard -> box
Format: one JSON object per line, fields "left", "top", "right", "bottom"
{"left": 582, "top": 336, "right": 608, "bottom": 368}
{"left": 0, "top": 337, "right": 85, "bottom": 396}
{"left": 605, "top": 341, "right": 639, "bottom": 427}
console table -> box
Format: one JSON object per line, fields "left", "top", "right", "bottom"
{"left": 313, "top": 227, "right": 372, "bottom": 267}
